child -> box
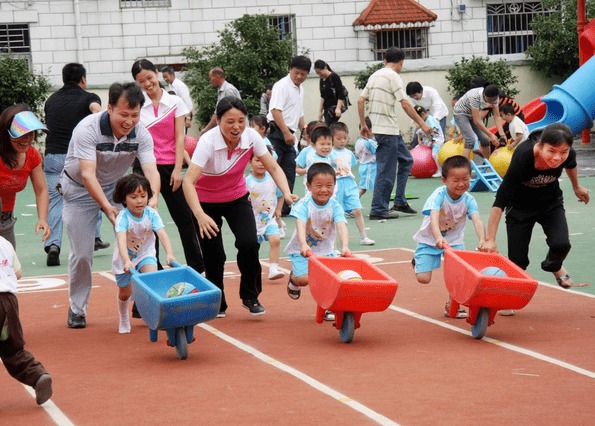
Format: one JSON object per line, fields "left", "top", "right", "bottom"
{"left": 295, "top": 125, "right": 336, "bottom": 193}
{"left": 412, "top": 155, "right": 486, "bottom": 318}
{"left": 247, "top": 150, "right": 285, "bottom": 280}
{"left": 330, "top": 122, "right": 375, "bottom": 245}
{"left": 354, "top": 116, "right": 377, "bottom": 198}
{"left": 499, "top": 104, "right": 529, "bottom": 150}
{"left": 285, "top": 163, "right": 351, "bottom": 321}
{"left": 0, "top": 234, "right": 53, "bottom": 405}
{"left": 414, "top": 105, "right": 445, "bottom": 177}
{"left": 112, "top": 173, "right": 176, "bottom": 334}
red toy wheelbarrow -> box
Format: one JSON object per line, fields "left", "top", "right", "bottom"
{"left": 443, "top": 246, "right": 538, "bottom": 339}
{"left": 307, "top": 253, "right": 398, "bottom": 343}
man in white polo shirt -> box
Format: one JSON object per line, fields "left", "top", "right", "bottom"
{"left": 267, "top": 55, "right": 311, "bottom": 215}
{"left": 358, "top": 47, "right": 432, "bottom": 220}
{"left": 61, "top": 82, "right": 160, "bottom": 329}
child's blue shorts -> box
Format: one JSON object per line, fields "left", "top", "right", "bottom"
{"left": 257, "top": 223, "right": 280, "bottom": 244}
{"left": 115, "top": 256, "right": 158, "bottom": 288}
{"left": 413, "top": 242, "right": 464, "bottom": 273}
{"left": 336, "top": 178, "right": 362, "bottom": 212}
{"left": 358, "top": 163, "right": 376, "bottom": 190}
{"left": 289, "top": 252, "right": 337, "bottom": 278}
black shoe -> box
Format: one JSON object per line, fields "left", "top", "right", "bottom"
{"left": 34, "top": 374, "right": 53, "bottom": 405}
{"left": 46, "top": 245, "right": 60, "bottom": 267}
{"left": 67, "top": 308, "right": 86, "bottom": 329}
{"left": 94, "top": 238, "right": 110, "bottom": 251}
{"left": 369, "top": 211, "right": 400, "bottom": 220}
{"left": 242, "top": 299, "right": 266, "bottom": 316}
{"left": 390, "top": 203, "right": 417, "bottom": 214}
{"left": 131, "top": 302, "right": 142, "bottom": 319}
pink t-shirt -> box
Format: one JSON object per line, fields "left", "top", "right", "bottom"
{"left": 191, "top": 127, "right": 268, "bottom": 203}
{"left": 0, "top": 146, "right": 42, "bottom": 212}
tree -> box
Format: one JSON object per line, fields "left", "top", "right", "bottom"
{"left": 354, "top": 62, "right": 383, "bottom": 90}
{"left": 183, "top": 14, "right": 295, "bottom": 127}
{"left": 526, "top": 0, "right": 595, "bottom": 79}
{"left": 0, "top": 54, "right": 51, "bottom": 115}
{"left": 445, "top": 56, "right": 519, "bottom": 98}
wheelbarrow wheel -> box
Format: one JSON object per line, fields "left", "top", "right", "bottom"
{"left": 175, "top": 327, "right": 188, "bottom": 360}
{"left": 471, "top": 307, "right": 489, "bottom": 340}
{"left": 339, "top": 312, "right": 355, "bottom": 343}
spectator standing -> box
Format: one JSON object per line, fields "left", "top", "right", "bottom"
{"left": 358, "top": 47, "right": 432, "bottom": 220}
{"left": 314, "top": 60, "right": 347, "bottom": 126}
{"left": 200, "top": 67, "right": 241, "bottom": 136}
{"left": 259, "top": 83, "right": 273, "bottom": 115}
{"left": 43, "top": 63, "right": 107, "bottom": 267}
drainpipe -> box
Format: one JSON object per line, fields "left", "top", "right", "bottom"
{"left": 74, "top": 0, "right": 83, "bottom": 63}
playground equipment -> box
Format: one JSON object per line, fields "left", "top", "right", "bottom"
{"left": 410, "top": 144, "right": 437, "bottom": 178}
{"left": 437, "top": 139, "right": 473, "bottom": 166}
{"left": 488, "top": 146, "right": 514, "bottom": 178}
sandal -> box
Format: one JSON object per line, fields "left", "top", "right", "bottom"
{"left": 444, "top": 301, "right": 468, "bottom": 319}
{"left": 556, "top": 274, "right": 572, "bottom": 289}
{"left": 287, "top": 272, "right": 301, "bottom": 300}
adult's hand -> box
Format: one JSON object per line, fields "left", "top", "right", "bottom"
{"left": 170, "top": 168, "right": 183, "bottom": 192}
{"left": 283, "top": 130, "right": 295, "bottom": 146}
{"left": 104, "top": 205, "right": 120, "bottom": 226}
{"left": 196, "top": 211, "right": 220, "bottom": 239}
{"left": 35, "top": 220, "right": 51, "bottom": 242}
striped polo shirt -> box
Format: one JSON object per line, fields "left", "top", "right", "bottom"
{"left": 454, "top": 88, "right": 499, "bottom": 117}
{"left": 360, "top": 67, "right": 407, "bottom": 136}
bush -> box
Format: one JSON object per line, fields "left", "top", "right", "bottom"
{"left": 0, "top": 54, "right": 51, "bottom": 115}
{"left": 354, "top": 62, "right": 383, "bottom": 90}
{"left": 445, "top": 56, "right": 519, "bottom": 98}
{"left": 183, "top": 14, "right": 296, "bottom": 127}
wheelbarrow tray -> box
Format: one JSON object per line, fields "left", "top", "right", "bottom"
{"left": 443, "top": 249, "right": 538, "bottom": 310}
{"left": 308, "top": 255, "right": 398, "bottom": 312}
{"left": 132, "top": 266, "right": 222, "bottom": 331}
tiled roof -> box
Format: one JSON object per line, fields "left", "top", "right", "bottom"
{"left": 353, "top": 0, "right": 438, "bottom": 29}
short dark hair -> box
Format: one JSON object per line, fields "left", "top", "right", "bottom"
{"left": 500, "top": 104, "right": 516, "bottom": 116}
{"left": 113, "top": 173, "right": 154, "bottom": 206}
{"left": 310, "top": 126, "right": 332, "bottom": 144}
{"left": 249, "top": 114, "right": 269, "bottom": 131}
{"left": 108, "top": 82, "right": 145, "bottom": 109}
{"left": 216, "top": 96, "right": 248, "bottom": 119}
{"left": 161, "top": 66, "right": 174, "bottom": 75}
{"left": 385, "top": 47, "right": 405, "bottom": 64}
{"left": 484, "top": 84, "right": 500, "bottom": 98}
{"left": 131, "top": 59, "right": 157, "bottom": 80}
{"left": 62, "top": 63, "right": 86, "bottom": 85}
{"left": 329, "top": 121, "right": 348, "bottom": 136}
{"left": 290, "top": 55, "right": 312, "bottom": 72}
{"left": 539, "top": 122, "right": 573, "bottom": 148}
{"left": 359, "top": 116, "right": 372, "bottom": 131}
{"left": 265, "top": 82, "right": 274, "bottom": 91}
{"left": 306, "top": 120, "right": 326, "bottom": 139}
{"left": 469, "top": 76, "right": 487, "bottom": 90}
{"left": 406, "top": 81, "right": 423, "bottom": 97}
{"left": 442, "top": 155, "right": 471, "bottom": 178}
{"left": 307, "top": 162, "right": 336, "bottom": 184}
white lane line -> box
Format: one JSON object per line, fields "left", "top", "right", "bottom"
{"left": 390, "top": 306, "right": 595, "bottom": 379}
{"left": 199, "top": 323, "right": 400, "bottom": 426}
{"left": 21, "top": 386, "right": 75, "bottom": 426}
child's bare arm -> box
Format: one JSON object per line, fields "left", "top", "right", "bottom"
{"left": 296, "top": 219, "right": 310, "bottom": 256}
{"left": 274, "top": 196, "right": 283, "bottom": 219}
{"left": 470, "top": 213, "right": 486, "bottom": 248}
{"left": 155, "top": 227, "right": 176, "bottom": 266}
{"left": 509, "top": 133, "right": 523, "bottom": 149}
{"left": 336, "top": 222, "right": 351, "bottom": 255}
{"left": 296, "top": 165, "right": 307, "bottom": 176}
{"left": 116, "top": 232, "right": 134, "bottom": 273}
{"left": 429, "top": 210, "right": 446, "bottom": 248}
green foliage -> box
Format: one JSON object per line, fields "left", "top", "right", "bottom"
{"left": 183, "top": 14, "right": 295, "bottom": 127}
{"left": 445, "top": 56, "right": 519, "bottom": 98}
{"left": 354, "top": 62, "right": 383, "bottom": 90}
{"left": 527, "top": 0, "right": 595, "bottom": 79}
{"left": 0, "top": 54, "right": 51, "bottom": 115}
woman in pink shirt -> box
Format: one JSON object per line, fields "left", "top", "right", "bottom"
{"left": 0, "top": 105, "right": 50, "bottom": 247}
{"left": 183, "top": 97, "right": 297, "bottom": 317}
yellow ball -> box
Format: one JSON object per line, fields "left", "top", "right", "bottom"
{"left": 489, "top": 147, "right": 514, "bottom": 177}
{"left": 437, "top": 139, "right": 473, "bottom": 166}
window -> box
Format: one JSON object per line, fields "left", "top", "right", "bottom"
{"left": 487, "top": 2, "right": 549, "bottom": 55}
{"left": 269, "top": 14, "right": 296, "bottom": 41}
{"left": 0, "top": 23, "right": 31, "bottom": 66}
{"left": 120, "top": 0, "right": 170, "bottom": 8}
{"left": 374, "top": 29, "right": 429, "bottom": 60}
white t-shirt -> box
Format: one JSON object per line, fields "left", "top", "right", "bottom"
{"left": 0, "top": 236, "right": 20, "bottom": 294}
{"left": 410, "top": 86, "right": 448, "bottom": 121}
{"left": 246, "top": 172, "right": 282, "bottom": 236}
{"left": 267, "top": 74, "right": 304, "bottom": 132}
{"left": 509, "top": 116, "right": 530, "bottom": 143}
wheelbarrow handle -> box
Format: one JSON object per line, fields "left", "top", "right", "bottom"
{"left": 129, "top": 260, "right": 183, "bottom": 276}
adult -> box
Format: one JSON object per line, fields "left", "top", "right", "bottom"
{"left": 0, "top": 106, "right": 51, "bottom": 248}
{"left": 199, "top": 67, "right": 241, "bottom": 136}
{"left": 483, "top": 123, "right": 590, "bottom": 297}
{"left": 161, "top": 66, "right": 193, "bottom": 113}
{"left": 358, "top": 47, "right": 432, "bottom": 220}
{"left": 453, "top": 84, "right": 506, "bottom": 159}
{"left": 314, "top": 60, "right": 347, "bottom": 126}
{"left": 183, "top": 97, "right": 297, "bottom": 317}
{"left": 259, "top": 82, "right": 273, "bottom": 115}
{"left": 43, "top": 63, "right": 107, "bottom": 267}
{"left": 61, "top": 82, "right": 160, "bottom": 329}
{"left": 406, "top": 81, "right": 449, "bottom": 136}
{"left": 267, "top": 55, "right": 311, "bottom": 215}
{"left": 131, "top": 59, "right": 204, "bottom": 273}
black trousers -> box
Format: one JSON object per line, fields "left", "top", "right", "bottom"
{"left": 268, "top": 126, "right": 296, "bottom": 215}
{"left": 505, "top": 202, "right": 571, "bottom": 272}
{"left": 198, "top": 193, "right": 262, "bottom": 312}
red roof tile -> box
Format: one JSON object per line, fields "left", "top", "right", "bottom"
{"left": 353, "top": 0, "right": 437, "bottom": 27}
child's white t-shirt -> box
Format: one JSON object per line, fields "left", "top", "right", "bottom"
{"left": 509, "top": 116, "right": 529, "bottom": 143}
{"left": 413, "top": 186, "right": 478, "bottom": 246}
{"left": 0, "top": 236, "right": 20, "bottom": 294}
{"left": 354, "top": 137, "right": 377, "bottom": 164}
{"left": 331, "top": 147, "right": 356, "bottom": 179}
{"left": 246, "top": 172, "right": 282, "bottom": 236}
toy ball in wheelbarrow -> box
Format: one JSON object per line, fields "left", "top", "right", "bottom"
{"left": 443, "top": 247, "right": 538, "bottom": 340}
{"left": 308, "top": 253, "right": 398, "bottom": 343}
{"left": 131, "top": 262, "right": 222, "bottom": 359}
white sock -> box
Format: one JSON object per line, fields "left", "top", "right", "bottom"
{"left": 118, "top": 298, "right": 131, "bottom": 334}
{"left": 270, "top": 263, "right": 278, "bottom": 271}
{"left": 360, "top": 232, "right": 367, "bottom": 239}
{"left": 288, "top": 282, "right": 300, "bottom": 291}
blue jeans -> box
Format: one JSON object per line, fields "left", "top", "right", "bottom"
{"left": 370, "top": 134, "right": 413, "bottom": 215}
{"left": 44, "top": 153, "right": 102, "bottom": 251}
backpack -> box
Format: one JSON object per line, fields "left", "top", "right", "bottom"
{"left": 331, "top": 73, "right": 351, "bottom": 112}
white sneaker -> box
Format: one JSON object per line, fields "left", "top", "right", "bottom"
{"left": 279, "top": 221, "right": 286, "bottom": 239}
{"left": 119, "top": 314, "right": 131, "bottom": 334}
{"left": 323, "top": 310, "right": 335, "bottom": 321}
{"left": 268, "top": 266, "right": 285, "bottom": 280}
{"left": 360, "top": 236, "right": 375, "bottom": 245}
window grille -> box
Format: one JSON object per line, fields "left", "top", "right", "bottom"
{"left": 269, "top": 14, "right": 296, "bottom": 41}
{"left": 374, "top": 29, "right": 429, "bottom": 60}
{"left": 120, "top": 0, "right": 171, "bottom": 8}
{"left": 0, "top": 23, "right": 31, "bottom": 67}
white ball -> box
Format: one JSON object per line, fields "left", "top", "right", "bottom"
{"left": 338, "top": 270, "right": 362, "bottom": 281}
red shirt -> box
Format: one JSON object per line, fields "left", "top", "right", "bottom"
{"left": 0, "top": 146, "right": 42, "bottom": 212}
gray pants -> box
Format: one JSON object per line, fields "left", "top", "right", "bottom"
{"left": 454, "top": 114, "right": 489, "bottom": 150}
{"left": 61, "top": 176, "right": 116, "bottom": 316}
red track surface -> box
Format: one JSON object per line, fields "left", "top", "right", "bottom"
{"left": 2, "top": 249, "right": 594, "bottom": 425}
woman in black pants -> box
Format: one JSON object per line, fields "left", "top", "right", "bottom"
{"left": 314, "top": 60, "right": 347, "bottom": 126}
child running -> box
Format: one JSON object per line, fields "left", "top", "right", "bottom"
{"left": 330, "top": 121, "right": 374, "bottom": 245}
{"left": 414, "top": 105, "right": 445, "bottom": 177}
{"left": 354, "top": 116, "right": 377, "bottom": 198}
{"left": 285, "top": 163, "right": 351, "bottom": 321}
{"left": 247, "top": 149, "right": 285, "bottom": 280}
{"left": 295, "top": 125, "right": 336, "bottom": 195}
{"left": 412, "top": 155, "right": 486, "bottom": 318}
{"left": 112, "top": 173, "right": 176, "bottom": 334}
